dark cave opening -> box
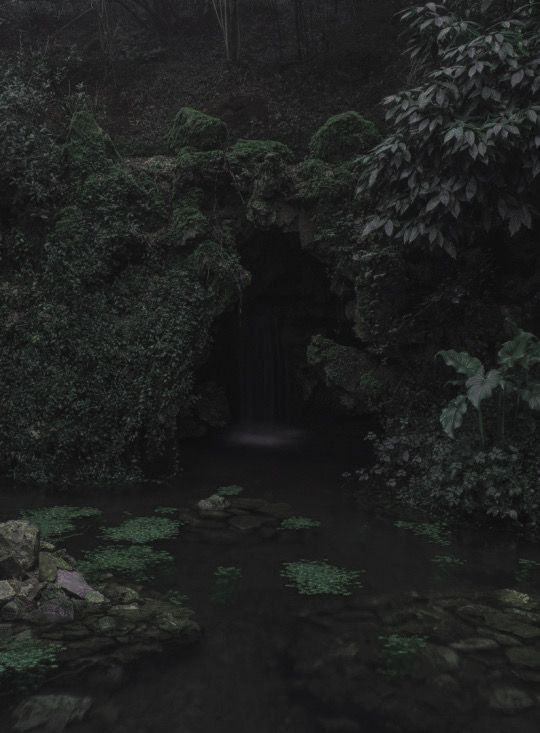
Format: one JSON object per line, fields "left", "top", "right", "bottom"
{"left": 206, "top": 229, "right": 342, "bottom": 427}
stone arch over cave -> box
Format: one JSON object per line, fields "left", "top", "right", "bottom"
{"left": 202, "top": 228, "right": 343, "bottom": 426}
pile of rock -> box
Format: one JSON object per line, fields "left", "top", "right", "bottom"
{"left": 286, "top": 588, "right": 540, "bottom": 733}
{"left": 0, "top": 520, "right": 200, "bottom": 680}
{"left": 176, "top": 494, "right": 293, "bottom": 542}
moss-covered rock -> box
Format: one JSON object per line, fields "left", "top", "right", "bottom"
{"left": 309, "top": 111, "right": 380, "bottom": 163}
{"left": 306, "top": 335, "right": 387, "bottom": 414}
{"left": 65, "top": 111, "right": 116, "bottom": 174}
{"left": 167, "top": 108, "right": 228, "bottom": 153}
{"left": 169, "top": 204, "right": 210, "bottom": 248}
{"left": 228, "top": 139, "right": 293, "bottom": 169}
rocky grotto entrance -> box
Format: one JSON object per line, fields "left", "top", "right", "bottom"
{"left": 207, "top": 229, "right": 340, "bottom": 428}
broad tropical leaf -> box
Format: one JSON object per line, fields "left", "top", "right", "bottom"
{"left": 498, "top": 330, "right": 540, "bottom": 371}
{"left": 466, "top": 368, "right": 502, "bottom": 408}
{"left": 440, "top": 395, "right": 468, "bottom": 438}
{"left": 521, "top": 383, "right": 540, "bottom": 410}
{"left": 437, "top": 350, "right": 483, "bottom": 378}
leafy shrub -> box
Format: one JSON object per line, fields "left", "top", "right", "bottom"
{"left": 281, "top": 560, "right": 363, "bottom": 596}
{"left": 0, "top": 55, "right": 63, "bottom": 218}
{"left": 359, "top": 417, "right": 540, "bottom": 527}
{"left": 358, "top": 2, "right": 540, "bottom": 257}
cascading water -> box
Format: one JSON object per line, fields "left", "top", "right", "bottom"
{"left": 238, "top": 301, "right": 288, "bottom": 425}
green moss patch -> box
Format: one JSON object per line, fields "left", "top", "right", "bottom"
{"left": 167, "top": 108, "right": 228, "bottom": 153}
{"left": 216, "top": 485, "right": 244, "bottom": 497}
{"left": 228, "top": 139, "right": 293, "bottom": 168}
{"left": 309, "top": 111, "right": 379, "bottom": 163}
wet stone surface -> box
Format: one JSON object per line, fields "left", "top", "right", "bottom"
{"left": 286, "top": 589, "right": 540, "bottom": 733}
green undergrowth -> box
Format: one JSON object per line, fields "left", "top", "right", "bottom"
{"left": 211, "top": 566, "right": 242, "bottom": 605}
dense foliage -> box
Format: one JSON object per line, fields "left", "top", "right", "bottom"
{"left": 359, "top": 1, "right": 540, "bottom": 257}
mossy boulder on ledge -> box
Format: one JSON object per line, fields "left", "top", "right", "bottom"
{"left": 65, "top": 110, "right": 116, "bottom": 174}
{"left": 167, "top": 108, "right": 228, "bottom": 153}
{"left": 307, "top": 335, "right": 387, "bottom": 415}
{"left": 228, "top": 139, "right": 293, "bottom": 169}
{"left": 309, "top": 111, "right": 380, "bottom": 163}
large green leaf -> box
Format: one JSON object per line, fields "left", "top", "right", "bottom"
{"left": 466, "top": 368, "right": 502, "bottom": 408}
{"left": 521, "top": 382, "right": 540, "bottom": 410}
{"left": 440, "top": 395, "right": 468, "bottom": 438}
{"left": 498, "top": 330, "right": 540, "bottom": 371}
{"left": 437, "top": 350, "right": 483, "bottom": 378}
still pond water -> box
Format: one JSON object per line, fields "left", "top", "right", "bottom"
{"left": 1, "top": 424, "right": 538, "bottom": 732}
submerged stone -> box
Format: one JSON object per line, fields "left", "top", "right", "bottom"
{"left": 506, "top": 646, "right": 540, "bottom": 669}
{"left": 13, "top": 694, "right": 92, "bottom": 732}
{"left": 0, "top": 580, "right": 16, "bottom": 606}
{"left": 488, "top": 685, "right": 534, "bottom": 712}
{"left": 450, "top": 637, "right": 499, "bottom": 652}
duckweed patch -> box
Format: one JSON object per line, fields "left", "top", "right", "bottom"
{"left": 79, "top": 544, "right": 173, "bottom": 581}
{"left": 281, "top": 560, "right": 363, "bottom": 596}
{"left": 21, "top": 506, "right": 102, "bottom": 540}
{"left": 0, "top": 637, "right": 64, "bottom": 691}
{"left": 216, "top": 485, "right": 244, "bottom": 497}
{"left": 280, "top": 516, "right": 321, "bottom": 530}
{"left": 394, "top": 521, "right": 450, "bottom": 546}
{"left": 101, "top": 516, "right": 181, "bottom": 543}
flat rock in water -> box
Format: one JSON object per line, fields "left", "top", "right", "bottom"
{"left": 56, "top": 570, "right": 94, "bottom": 599}
{"left": 228, "top": 515, "right": 267, "bottom": 532}
{"left": 13, "top": 694, "right": 92, "bottom": 732}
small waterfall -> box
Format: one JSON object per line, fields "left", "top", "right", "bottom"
{"left": 238, "top": 302, "right": 288, "bottom": 426}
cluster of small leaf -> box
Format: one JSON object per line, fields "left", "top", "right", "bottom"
{"left": 101, "top": 516, "right": 181, "bottom": 543}
{"left": 358, "top": 1, "right": 540, "bottom": 257}
{"left": 21, "top": 506, "right": 102, "bottom": 540}
{"left": 79, "top": 544, "right": 173, "bottom": 581}
{"left": 281, "top": 560, "right": 363, "bottom": 596}
{"left": 0, "top": 637, "right": 64, "bottom": 692}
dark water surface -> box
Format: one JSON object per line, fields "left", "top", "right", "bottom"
{"left": 1, "top": 425, "right": 539, "bottom": 732}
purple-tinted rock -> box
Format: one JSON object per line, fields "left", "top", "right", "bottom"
{"left": 56, "top": 570, "right": 95, "bottom": 599}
